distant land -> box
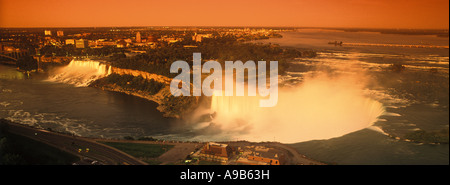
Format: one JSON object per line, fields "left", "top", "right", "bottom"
{"left": 1, "top": 26, "right": 448, "bottom": 37}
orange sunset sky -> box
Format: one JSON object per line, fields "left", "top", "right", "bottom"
{"left": 0, "top": 0, "right": 448, "bottom": 29}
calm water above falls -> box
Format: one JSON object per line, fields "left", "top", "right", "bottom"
{"left": 0, "top": 29, "right": 448, "bottom": 164}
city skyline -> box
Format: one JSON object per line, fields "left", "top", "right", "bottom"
{"left": 0, "top": 0, "right": 449, "bottom": 29}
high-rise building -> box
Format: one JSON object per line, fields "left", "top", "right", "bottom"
{"left": 136, "top": 32, "right": 141, "bottom": 43}
{"left": 57, "top": 31, "right": 64, "bottom": 37}
{"left": 44, "top": 30, "right": 52, "bottom": 36}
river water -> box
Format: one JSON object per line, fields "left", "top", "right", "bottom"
{"left": 0, "top": 65, "right": 179, "bottom": 138}
{"left": 253, "top": 29, "right": 449, "bottom": 164}
{"left": 0, "top": 28, "right": 448, "bottom": 164}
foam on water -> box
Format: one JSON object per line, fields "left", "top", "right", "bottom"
{"left": 47, "top": 60, "right": 111, "bottom": 87}
{"left": 207, "top": 73, "right": 386, "bottom": 143}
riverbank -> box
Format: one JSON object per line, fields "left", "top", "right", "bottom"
{"left": 0, "top": 119, "right": 79, "bottom": 165}
{"left": 2, "top": 118, "right": 324, "bottom": 165}
{"left": 89, "top": 76, "right": 198, "bottom": 119}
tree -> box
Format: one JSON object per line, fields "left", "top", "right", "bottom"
{"left": 1, "top": 153, "right": 25, "bottom": 165}
{"left": 110, "top": 53, "right": 126, "bottom": 61}
{"left": 0, "top": 119, "right": 9, "bottom": 137}
{"left": 123, "top": 136, "right": 135, "bottom": 140}
{"left": 16, "top": 55, "right": 38, "bottom": 71}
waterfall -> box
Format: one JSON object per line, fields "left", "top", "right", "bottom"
{"left": 207, "top": 75, "right": 386, "bottom": 143}
{"left": 48, "top": 60, "right": 111, "bottom": 87}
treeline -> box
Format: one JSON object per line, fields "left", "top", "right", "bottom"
{"left": 160, "top": 94, "right": 198, "bottom": 117}
{"left": 123, "top": 136, "right": 159, "bottom": 141}
{"left": 16, "top": 55, "right": 38, "bottom": 71}
{"left": 0, "top": 119, "right": 23, "bottom": 165}
{"left": 0, "top": 119, "right": 78, "bottom": 165}
{"left": 90, "top": 73, "right": 165, "bottom": 95}
{"left": 39, "top": 45, "right": 124, "bottom": 57}
{"left": 110, "top": 41, "right": 316, "bottom": 78}
{"left": 109, "top": 47, "right": 190, "bottom": 77}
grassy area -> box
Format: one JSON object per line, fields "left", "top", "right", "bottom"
{"left": 99, "top": 141, "right": 174, "bottom": 164}
{"left": 198, "top": 160, "right": 222, "bottom": 165}
{"left": 1, "top": 133, "right": 79, "bottom": 165}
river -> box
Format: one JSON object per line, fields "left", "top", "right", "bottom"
{"left": 253, "top": 29, "right": 449, "bottom": 164}
{"left": 1, "top": 28, "right": 448, "bottom": 164}
{"left": 0, "top": 65, "right": 179, "bottom": 139}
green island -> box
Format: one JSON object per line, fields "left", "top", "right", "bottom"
{"left": 107, "top": 38, "right": 316, "bottom": 78}
{"left": 90, "top": 73, "right": 165, "bottom": 95}
{"left": 82, "top": 34, "right": 317, "bottom": 119}
{"left": 99, "top": 141, "right": 174, "bottom": 165}
{"left": 0, "top": 120, "right": 79, "bottom": 165}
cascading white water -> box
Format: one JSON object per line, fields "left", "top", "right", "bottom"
{"left": 48, "top": 60, "right": 112, "bottom": 87}
{"left": 208, "top": 74, "right": 385, "bottom": 143}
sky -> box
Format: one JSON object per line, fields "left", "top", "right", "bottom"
{"left": 0, "top": 0, "right": 448, "bottom": 29}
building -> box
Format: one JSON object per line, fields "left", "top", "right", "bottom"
{"left": 192, "top": 34, "right": 202, "bottom": 42}
{"left": 136, "top": 32, "right": 141, "bottom": 43}
{"left": 235, "top": 146, "right": 285, "bottom": 165}
{"left": 97, "top": 40, "right": 116, "bottom": 46}
{"left": 124, "top": 38, "right": 133, "bottom": 44}
{"left": 88, "top": 40, "right": 98, "bottom": 48}
{"left": 192, "top": 33, "right": 212, "bottom": 42}
{"left": 44, "top": 30, "right": 52, "bottom": 36}
{"left": 75, "top": 39, "right": 88, "bottom": 48}
{"left": 147, "top": 35, "right": 156, "bottom": 42}
{"left": 116, "top": 40, "right": 127, "bottom": 48}
{"left": 199, "top": 142, "right": 232, "bottom": 163}
{"left": 65, "top": 39, "right": 75, "bottom": 45}
{"left": 56, "top": 31, "right": 64, "bottom": 37}
{"left": 246, "top": 152, "right": 283, "bottom": 165}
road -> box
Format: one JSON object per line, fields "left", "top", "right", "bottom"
{"left": 5, "top": 121, "right": 324, "bottom": 165}
{"left": 267, "top": 142, "right": 326, "bottom": 165}
{"left": 6, "top": 121, "right": 147, "bottom": 165}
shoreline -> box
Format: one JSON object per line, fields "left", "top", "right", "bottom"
{"left": 89, "top": 81, "right": 199, "bottom": 119}
{"left": 1, "top": 118, "right": 326, "bottom": 165}
{"left": 92, "top": 83, "right": 178, "bottom": 118}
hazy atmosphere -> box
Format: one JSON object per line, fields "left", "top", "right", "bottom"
{"left": 1, "top": 0, "right": 448, "bottom": 28}
{"left": 0, "top": 0, "right": 448, "bottom": 167}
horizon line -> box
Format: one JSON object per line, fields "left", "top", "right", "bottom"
{"left": 0, "top": 25, "right": 449, "bottom": 30}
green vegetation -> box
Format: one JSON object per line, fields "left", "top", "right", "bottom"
{"left": 40, "top": 44, "right": 123, "bottom": 57}
{"left": 122, "top": 136, "right": 160, "bottom": 141}
{"left": 0, "top": 119, "right": 79, "bottom": 165}
{"left": 110, "top": 38, "right": 316, "bottom": 78}
{"left": 90, "top": 73, "right": 165, "bottom": 95}
{"left": 16, "top": 55, "right": 38, "bottom": 71}
{"left": 404, "top": 128, "right": 449, "bottom": 144}
{"left": 89, "top": 73, "right": 198, "bottom": 118}
{"left": 136, "top": 136, "right": 159, "bottom": 141}
{"left": 161, "top": 95, "right": 198, "bottom": 117}
{"left": 99, "top": 141, "right": 174, "bottom": 164}
{"left": 198, "top": 160, "right": 222, "bottom": 165}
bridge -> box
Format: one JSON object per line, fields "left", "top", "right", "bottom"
{"left": 0, "top": 51, "right": 30, "bottom": 62}
{"left": 342, "top": 42, "right": 450, "bottom": 49}
{"left": 0, "top": 51, "right": 31, "bottom": 66}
